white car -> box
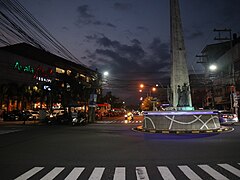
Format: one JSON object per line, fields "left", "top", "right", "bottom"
{"left": 29, "top": 111, "right": 40, "bottom": 120}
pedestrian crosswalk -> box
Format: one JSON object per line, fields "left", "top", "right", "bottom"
{"left": 14, "top": 163, "right": 240, "bottom": 180}
{"left": 95, "top": 120, "right": 142, "bottom": 124}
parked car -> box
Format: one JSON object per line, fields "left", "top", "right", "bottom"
{"left": 46, "top": 111, "right": 71, "bottom": 125}
{"left": 217, "top": 110, "right": 239, "bottom": 125}
{"left": 4, "top": 110, "right": 31, "bottom": 121}
{"left": 29, "top": 111, "right": 40, "bottom": 120}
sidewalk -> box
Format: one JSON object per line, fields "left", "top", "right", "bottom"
{"left": 0, "top": 118, "right": 40, "bottom": 126}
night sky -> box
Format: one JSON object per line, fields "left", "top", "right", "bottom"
{"left": 13, "top": 0, "right": 240, "bottom": 105}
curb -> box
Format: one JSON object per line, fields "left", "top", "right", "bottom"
{"left": 133, "top": 126, "right": 234, "bottom": 134}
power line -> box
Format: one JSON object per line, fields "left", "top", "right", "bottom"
{"left": 0, "top": 0, "right": 87, "bottom": 67}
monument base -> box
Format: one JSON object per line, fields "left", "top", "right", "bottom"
{"left": 177, "top": 106, "right": 194, "bottom": 111}
{"left": 143, "top": 110, "right": 220, "bottom": 131}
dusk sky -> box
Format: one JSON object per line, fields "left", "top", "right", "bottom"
{"left": 7, "top": 0, "right": 240, "bottom": 104}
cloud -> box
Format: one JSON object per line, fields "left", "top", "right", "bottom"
{"left": 113, "top": 2, "right": 132, "bottom": 11}
{"left": 84, "top": 35, "right": 171, "bottom": 104}
{"left": 86, "top": 35, "right": 170, "bottom": 79}
{"left": 76, "top": 5, "right": 116, "bottom": 28}
{"left": 77, "top": 5, "right": 94, "bottom": 19}
{"left": 186, "top": 31, "right": 204, "bottom": 40}
{"left": 149, "top": 38, "right": 170, "bottom": 62}
{"left": 137, "top": 26, "right": 149, "bottom": 32}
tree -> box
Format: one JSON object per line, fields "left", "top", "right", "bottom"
{"left": 140, "top": 96, "right": 153, "bottom": 111}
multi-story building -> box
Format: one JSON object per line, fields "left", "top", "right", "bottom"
{"left": 0, "top": 43, "right": 101, "bottom": 113}
{"left": 198, "top": 34, "right": 240, "bottom": 113}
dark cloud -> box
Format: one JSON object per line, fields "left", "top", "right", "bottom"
{"left": 149, "top": 38, "right": 170, "bottom": 62}
{"left": 86, "top": 35, "right": 170, "bottom": 82}
{"left": 77, "top": 5, "right": 94, "bottom": 19}
{"left": 84, "top": 35, "right": 171, "bottom": 103}
{"left": 137, "top": 26, "right": 149, "bottom": 32}
{"left": 131, "top": 39, "right": 141, "bottom": 46}
{"left": 113, "top": 2, "right": 132, "bottom": 11}
{"left": 96, "top": 36, "right": 145, "bottom": 59}
{"left": 62, "top": 26, "right": 69, "bottom": 31}
{"left": 76, "top": 5, "right": 116, "bottom": 28}
{"left": 186, "top": 31, "right": 204, "bottom": 40}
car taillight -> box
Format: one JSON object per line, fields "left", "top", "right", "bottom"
{"left": 222, "top": 115, "right": 228, "bottom": 118}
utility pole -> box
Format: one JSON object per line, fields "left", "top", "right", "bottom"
{"left": 213, "top": 28, "right": 238, "bottom": 115}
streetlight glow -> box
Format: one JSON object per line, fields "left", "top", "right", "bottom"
{"left": 103, "top": 71, "right": 109, "bottom": 76}
{"left": 209, "top": 64, "right": 217, "bottom": 71}
{"left": 140, "top": 84, "right": 144, "bottom": 88}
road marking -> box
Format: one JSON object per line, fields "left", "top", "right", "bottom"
{"left": 113, "top": 167, "right": 125, "bottom": 180}
{"left": 198, "top": 165, "right": 229, "bottom": 180}
{"left": 157, "top": 166, "right": 176, "bottom": 180}
{"left": 0, "top": 129, "right": 21, "bottom": 135}
{"left": 88, "top": 167, "right": 105, "bottom": 180}
{"left": 136, "top": 167, "right": 149, "bottom": 180}
{"left": 40, "top": 167, "right": 65, "bottom": 180}
{"left": 178, "top": 165, "right": 202, "bottom": 180}
{"left": 15, "top": 167, "right": 44, "bottom": 180}
{"left": 14, "top": 163, "right": 240, "bottom": 179}
{"left": 218, "top": 163, "right": 240, "bottom": 177}
{"left": 95, "top": 121, "right": 141, "bottom": 124}
{"left": 64, "top": 167, "right": 85, "bottom": 180}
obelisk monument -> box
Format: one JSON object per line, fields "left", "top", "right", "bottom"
{"left": 170, "top": 0, "right": 192, "bottom": 109}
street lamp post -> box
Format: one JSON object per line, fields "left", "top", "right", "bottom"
{"left": 208, "top": 63, "right": 217, "bottom": 109}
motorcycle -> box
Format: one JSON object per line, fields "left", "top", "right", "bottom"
{"left": 72, "top": 112, "right": 87, "bottom": 126}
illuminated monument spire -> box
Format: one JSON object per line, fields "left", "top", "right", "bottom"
{"left": 170, "top": 0, "right": 192, "bottom": 109}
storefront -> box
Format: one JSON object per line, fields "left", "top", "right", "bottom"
{"left": 0, "top": 43, "right": 101, "bottom": 113}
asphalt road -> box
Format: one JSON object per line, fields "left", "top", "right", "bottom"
{"left": 0, "top": 118, "right": 240, "bottom": 180}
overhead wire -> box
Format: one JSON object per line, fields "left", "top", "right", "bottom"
{"left": 0, "top": 0, "right": 86, "bottom": 66}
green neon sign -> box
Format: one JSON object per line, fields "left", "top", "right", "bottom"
{"left": 14, "top": 61, "right": 34, "bottom": 73}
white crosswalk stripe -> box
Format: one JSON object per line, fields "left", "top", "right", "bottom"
{"left": 136, "top": 167, "right": 149, "bottom": 180}
{"left": 14, "top": 163, "right": 240, "bottom": 180}
{"left": 113, "top": 167, "right": 125, "bottom": 180}
{"left": 15, "top": 167, "right": 44, "bottom": 180}
{"left": 40, "top": 167, "right": 65, "bottom": 180}
{"left": 64, "top": 167, "right": 85, "bottom": 180}
{"left": 178, "top": 165, "right": 202, "bottom": 180}
{"left": 198, "top": 164, "right": 229, "bottom": 180}
{"left": 218, "top": 163, "right": 240, "bottom": 177}
{"left": 88, "top": 167, "right": 105, "bottom": 180}
{"left": 157, "top": 166, "right": 176, "bottom": 180}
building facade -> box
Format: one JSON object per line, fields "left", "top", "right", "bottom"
{"left": 199, "top": 34, "right": 240, "bottom": 113}
{"left": 0, "top": 43, "right": 101, "bottom": 113}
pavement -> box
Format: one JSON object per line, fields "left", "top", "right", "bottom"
{"left": 0, "top": 118, "right": 41, "bottom": 126}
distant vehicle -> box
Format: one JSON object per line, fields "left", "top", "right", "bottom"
{"left": 124, "top": 112, "right": 133, "bottom": 121}
{"left": 217, "top": 110, "right": 239, "bottom": 125}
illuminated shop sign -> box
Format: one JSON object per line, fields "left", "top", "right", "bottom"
{"left": 14, "top": 61, "right": 53, "bottom": 82}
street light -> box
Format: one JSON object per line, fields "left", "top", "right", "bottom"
{"left": 208, "top": 64, "right": 217, "bottom": 109}
{"left": 103, "top": 71, "right": 109, "bottom": 77}
{"left": 209, "top": 64, "right": 217, "bottom": 71}
{"left": 140, "top": 84, "right": 144, "bottom": 88}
